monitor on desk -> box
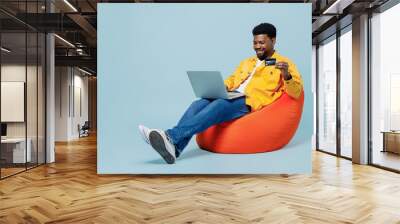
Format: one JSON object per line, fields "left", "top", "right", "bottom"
{"left": 1, "top": 123, "right": 7, "bottom": 138}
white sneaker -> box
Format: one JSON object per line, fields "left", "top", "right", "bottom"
{"left": 138, "top": 125, "right": 151, "bottom": 144}
{"left": 149, "top": 129, "right": 176, "bottom": 164}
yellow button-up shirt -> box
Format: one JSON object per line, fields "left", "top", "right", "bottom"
{"left": 224, "top": 51, "right": 303, "bottom": 111}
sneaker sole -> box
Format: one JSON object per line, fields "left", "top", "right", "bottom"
{"left": 149, "top": 131, "right": 175, "bottom": 164}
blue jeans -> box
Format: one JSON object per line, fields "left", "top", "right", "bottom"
{"left": 166, "top": 97, "right": 249, "bottom": 157}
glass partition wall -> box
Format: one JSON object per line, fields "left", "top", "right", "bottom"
{"left": 339, "top": 26, "right": 352, "bottom": 159}
{"left": 0, "top": 1, "right": 46, "bottom": 179}
{"left": 317, "top": 35, "right": 337, "bottom": 155}
{"left": 316, "top": 0, "right": 400, "bottom": 172}
{"left": 370, "top": 3, "right": 400, "bottom": 172}
{"left": 316, "top": 25, "right": 353, "bottom": 159}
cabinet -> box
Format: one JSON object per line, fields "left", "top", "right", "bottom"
{"left": 0, "top": 138, "right": 32, "bottom": 164}
{"left": 381, "top": 131, "right": 400, "bottom": 154}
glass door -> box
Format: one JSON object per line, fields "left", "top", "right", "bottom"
{"left": 339, "top": 26, "right": 352, "bottom": 158}
{"left": 317, "top": 35, "right": 337, "bottom": 155}
{"left": 370, "top": 3, "right": 400, "bottom": 171}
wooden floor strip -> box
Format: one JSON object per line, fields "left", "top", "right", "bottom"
{"left": 1, "top": 135, "right": 400, "bottom": 223}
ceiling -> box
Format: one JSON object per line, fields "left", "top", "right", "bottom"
{"left": 0, "top": 0, "right": 389, "bottom": 75}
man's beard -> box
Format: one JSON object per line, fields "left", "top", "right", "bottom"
{"left": 257, "top": 52, "right": 267, "bottom": 61}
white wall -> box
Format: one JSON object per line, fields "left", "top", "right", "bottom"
{"left": 55, "top": 66, "right": 70, "bottom": 141}
{"left": 55, "top": 67, "right": 89, "bottom": 141}
{"left": 1, "top": 65, "right": 26, "bottom": 133}
{"left": 1, "top": 82, "right": 25, "bottom": 122}
{"left": 71, "top": 72, "right": 89, "bottom": 138}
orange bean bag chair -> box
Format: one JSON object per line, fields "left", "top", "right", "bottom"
{"left": 196, "top": 92, "right": 304, "bottom": 153}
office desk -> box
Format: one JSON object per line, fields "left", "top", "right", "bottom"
{"left": 1, "top": 138, "right": 31, "bottom": 163}
{"left": 381, "top": 131, "right": 400, "bottom": 154}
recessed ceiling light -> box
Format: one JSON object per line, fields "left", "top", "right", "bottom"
{"left": 1, "top": 47, "right": 11, "bottom": 53}
{"left": 322, "top": 0, "right": 355, "bottom": 15}
{"left": 63, "top": 0, "right": 78, "bottom": 12}
{"left": 78, "top": 67, "right": 93, "bottom": 76}
{"left": 54, "top": 34, "right": 75, "bottom": 48}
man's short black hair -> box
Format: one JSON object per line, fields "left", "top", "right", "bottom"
{"left": 252, "top": 23, "right": 276, "bottom": 38}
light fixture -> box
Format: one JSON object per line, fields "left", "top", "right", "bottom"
{"left": 322, "top": 0, "right": 354, "bottom": 15}
{"left": 78, "top": 67, "right": 93, "bottom": 76}
{"left": 76, "top": 48, "right": 85, "bottom": 55}
{"left": 1, "top": 47, "right": 11, "bottom": 53}
{"left": 54, "top": 34, "right": 75, "bottom": 48}
{"left": 63, "top": 0, "right": 78, "bottom": 12}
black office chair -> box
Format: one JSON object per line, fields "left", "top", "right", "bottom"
{"left": 79, "top": 121, "right": 90, "bottom": 138}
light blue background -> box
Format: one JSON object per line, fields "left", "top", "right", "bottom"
{"left": 98, "top": 3, "right": 312, "bottom": 174}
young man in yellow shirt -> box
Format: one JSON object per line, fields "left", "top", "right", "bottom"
{"left": 139, "top": 23, "right": 303, "bottom": 164}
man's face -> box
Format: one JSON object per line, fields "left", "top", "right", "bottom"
{"left": 253, "top": 34, "right": 275, "bottom": 60}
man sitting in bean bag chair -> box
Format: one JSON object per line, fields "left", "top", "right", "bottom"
{"left": 139, "top": 22, "right": 303, "bottom": 164}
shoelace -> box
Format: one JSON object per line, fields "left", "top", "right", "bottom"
{"left": 165, "top": 132, "right": 177, "bottom": 150}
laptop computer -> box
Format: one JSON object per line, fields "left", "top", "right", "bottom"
{"left": 187, "top": 71, "right": 245, "bottom": 100}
